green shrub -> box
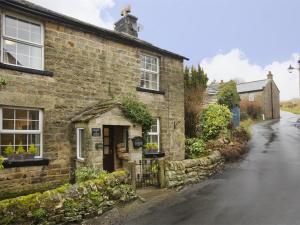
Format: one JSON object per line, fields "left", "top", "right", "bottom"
{"left": 217, "top": 80, "right": 240, "bottom": 110}
{"left": 16, "top": 143, "right": 25, "bottom": 154}
{"left": 240, "top": 100, "right": 262, "bottom": 120}
{"left": 75, "top": 166, "right": 107, "bottom": 183}
{"left": 121, "top": 96, "right": 155, "bottom": 133}
{"left": 0, "top": 77, "right": 7, "bottom": 87}
{"left": 201, "top": 104, "right": 232, "bottom": 140}
{"left": 240, "top": 111, "right": 249, "bottom": 121}
{"left": 185, "top": 138, "right": 209, "bottom": 159}
{"left": 28, "top": 144, "right": 37, "bottom": 154}
{"left": 0, "top": 156, "right": 4, "bottom": 170}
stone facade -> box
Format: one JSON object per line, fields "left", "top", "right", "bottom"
{"left": 165, "top": 151, "right": 224, "bottom": 188}
{"left": 239, "top": 73, "right": 280, "bottom": 120}
{"left": 0, "top": 2, "right": 185, "bottom": 196}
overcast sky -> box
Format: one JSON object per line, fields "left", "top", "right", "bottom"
{"left": 29, "top": 0, "right": 300, "bottom": 100}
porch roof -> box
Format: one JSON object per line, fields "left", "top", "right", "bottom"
{"left": 71, "top": 100, "right": 121, "bottom": 123}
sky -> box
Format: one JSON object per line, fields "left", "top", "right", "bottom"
{"left": 28, "top": 0, "right": 300, "bottom": 100}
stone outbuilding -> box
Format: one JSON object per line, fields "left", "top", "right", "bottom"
{"left": 0, "top": 0, "right": 187, "bottom": 197}
{"left": 237, "top": 72, "right": 280, "bottom": 120}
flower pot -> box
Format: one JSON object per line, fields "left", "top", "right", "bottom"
{"left": 8, "top": 154, "right": 24, "bottom": 161}
{"left": 23, "top": 153, "right": 35, "bottom": 160}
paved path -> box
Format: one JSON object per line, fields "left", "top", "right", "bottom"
{"left": 124, "top": 112, "right": 300, "bottom": 225}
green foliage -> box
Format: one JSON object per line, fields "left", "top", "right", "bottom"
{"left": 4, "top": 144, "right": 14, "bottom": 156}
{"left": 217, "top": 80, "right": 240, "bottom": 110}
{"left": 121, "top": 96, "right": 155, "bottom": 133}
{"left": 0, "top": 77, "right": 7, "bottom": 87}
{"left": 16, "top": 143, "right": 25, "bottom": 154}
{"left": 201, "top": 104, "right": 232, "bottom": 140}
{"left": 185, "top": 138, "right": 209, "bottom": 159}
{"left": 75, "top": 166, "right": 107, "bottom": 183}
{"left": 184, "top": 65, "right": 209, "bottom": 137}
{"left": 32, "top": 208, "right": 46, "bottom": 222}
{"left": 144, "top": 143, "right": 158, "bottom": 151}
{"left": 28, "top": 144, "right": 37, "bottom": 154}
{"left": 0, "top": 156, "right": 4, "bottom": 170}
{"left": 240, "top": 100, "right": 262, "bottom": 119}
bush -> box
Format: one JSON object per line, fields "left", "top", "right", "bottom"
{"left": 217, "top": 80, "right": 240, "bottom": 110}
{"left": 75, "top": 166, "right": 107, "bottom": 183}
{"left": 201, "top": 104, "right": 232, "bottom": 140}
{"left": 121, "top": 96, "right": 155, "bottom": 133}
{"left": 240, "top": 100, "right": 262, "bottom": 119}
{"left": 240, "top": 111, "right": 249, "bottom": 121}
{"left": 185, "top": 138, "right": 209, "bottom": 159}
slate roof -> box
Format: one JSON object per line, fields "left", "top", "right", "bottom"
{"left": 72, "top": 100, "right": 121, "bottom": 122}
{"left": 207, "top": 83, "right": 220, "bottom": 95}
{"left": 1, "top": 0, "right": 188, "bottom": 60}
{"left": 237, "top": 79, "right": 269, "bottom": 93}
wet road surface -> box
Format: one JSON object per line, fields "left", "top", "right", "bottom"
{"left": 125, "top": 112, "right": 300, "bottom": 225}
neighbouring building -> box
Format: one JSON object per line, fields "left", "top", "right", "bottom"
{"left": 237, "top": 71, "right": 280, "bottom": 120}
{"left": 0, "top": 0, "right": 187, "bottom": 197}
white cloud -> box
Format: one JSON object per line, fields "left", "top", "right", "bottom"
{"left": 201, "top": 49, "right": 300, "bottom": 100}
{"left": 28, "top": 0, "right": 116, "bottom": 29}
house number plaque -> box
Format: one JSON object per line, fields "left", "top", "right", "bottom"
{"left": 92, "top": 128, "right": 101, "bottom": 137}
{"left": 132, "top": 136, "right": 144, "bottom": 149}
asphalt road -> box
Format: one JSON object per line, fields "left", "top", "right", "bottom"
{"left": 125, "top": 112, "right": 300, "bottom": 225}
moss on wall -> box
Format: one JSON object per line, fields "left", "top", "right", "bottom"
{"left": 0, "top": 171, "right": 136, "bottom": 225}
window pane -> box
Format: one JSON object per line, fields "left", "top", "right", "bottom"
{"left": 151, "top": 82, "right": 158, "bottom": 90}
{"left": 18, "top": 43, "right": 30, "bottom": 56}
{"left": 3, "top": 120, "right": 14, "bottom": 129}
{"left": 151, "top": 135, "right": 158, "bottom": 144}
{"left": 15, "top": 120, "right": 28, "bottom": 130}
{"left": 29, "top": 110, "right": 39, "bottom": 120}
{"left": 18, "top": 20, "right": 30, "bottom": 41}
{"left": 5, "top": 16, "right": 17, "bottom": 37}
{"left": 3, "top": 108, "right": 14, "bottom": 119}
{"left": 0, "top": 134, "right": 14, "bottom": 146}
{"left": 28, "top": 134, "right": 40, "bottom": 145}
{"left": 151, "top": 124, "right": 157, "bottom": 133}
{"left": 28, "top": 120, "right": 39, "bottom": 130}
{"left": 15, "top": 134, "right": 27, "bottom": 146}
{"left": 16, "top": 109, "right": 27, "bottom": 120}
{"left": 3, "top": 40, "right": 17, "bottom": 65}
{"left": 31, "top": 24, "right": 41, "bottom": 44}
{"left": 17, "top": 55, "right": 30, "bottom": 67}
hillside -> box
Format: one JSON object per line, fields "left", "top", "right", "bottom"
{"left": 281, "top": 99, "right": 300, "bottom": 114}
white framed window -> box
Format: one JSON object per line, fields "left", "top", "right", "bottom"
{"left": 1, "top": 12, "right": 44, "bottom": 70}
{"left": 76, "top": 128, "right": 84, "bottom": 160}
{"left": 146, "top": 119, "right": 160, "bottom": 152}
{"left": 249, "top": 93, "right": 255, "bottom": 102}
{"left": 0, "top": 107, "right": 43, "bottom": 158}
{"left": 140, "top": 54, "right": 159, "bottom": 91}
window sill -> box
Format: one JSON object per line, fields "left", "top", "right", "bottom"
{"left": 143, "top": 152, "right": 165, "bottom": 158}
{"left": 0, "top": 63, "right": 54, "bottom": 77}
{"left": 3, "top": 158, "right": 49, "bottom": 168}
{"left": 136, "top": 87, "right": 165, "bottom": 95}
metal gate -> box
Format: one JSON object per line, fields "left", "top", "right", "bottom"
{"left": 232, "top": 106, "right": 240, "bottom": 128}
{"left": 134, "top": 159, "right": 159, "bottom": 188}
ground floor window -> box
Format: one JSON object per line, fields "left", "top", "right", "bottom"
{"left": 145, "top": 119, "right": 160, "bottom": 152}
{"left": 76, "top": 128, "right": 84, "bottom": 160}
{"left": 0, "top": 107, "right": 43, "bottom": 158}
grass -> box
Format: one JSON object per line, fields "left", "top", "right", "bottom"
{"left": 281, "top": 99, "right": 300, "bottom": 115}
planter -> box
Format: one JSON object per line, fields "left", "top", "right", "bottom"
{"left": 7, "top": 153, "right": 35, "bottom": 161}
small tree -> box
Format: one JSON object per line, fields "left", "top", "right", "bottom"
{"left": 217, "top": 80, "right": 240, "bottom": 110}
{"left": 184, "top": 65, "right": 208, "bottom": 137}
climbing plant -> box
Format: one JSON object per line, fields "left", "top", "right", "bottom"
{"left": 121, "top": 96, "right": 155, "bottom": 133}
{"left": 0, "top": 77, "right": 7, "bottom": 87}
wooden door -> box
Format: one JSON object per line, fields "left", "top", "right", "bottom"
{"left": 103, "top": 126, "right": 114, "bottom": 172}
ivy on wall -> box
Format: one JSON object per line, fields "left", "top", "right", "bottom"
{"left": 121, "top": 95, "right": 155, "bottom": 134}
{"left": 0, "top": 77, "right": 7, "bottom": 87}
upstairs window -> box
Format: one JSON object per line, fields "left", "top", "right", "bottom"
{"left": 140, "top": 54, "right": 159, "bottom": 91}
{"left": 0, "top": 108, "right": 43, "bottom": 158}
{"left": 1, "top": 13, "right": 44, "bottom": 70}
{"left": 249, "top": 93, "right": 255, "bottom": 102}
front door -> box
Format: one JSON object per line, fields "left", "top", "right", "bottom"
{"left": 103, "top": 126, "right": 114, "bottom": 172}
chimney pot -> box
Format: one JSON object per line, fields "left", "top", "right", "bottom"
{"left": 267, "top": 71, "right": 273, "bottom": 80}
{"left": 114, "top": 7, "right": 139, "bottom": 37}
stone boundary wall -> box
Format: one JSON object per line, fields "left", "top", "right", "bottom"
{"left": 0, "top": 171, "right": 136, "bottom": 225}
{"left": 165, "top": 151, "right": 224, "bottom": 188}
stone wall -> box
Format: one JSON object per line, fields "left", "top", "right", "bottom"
{"left": 0, "top": 6, "right": 185, "bottom": 195}
{"left": 0, "top": 171, "right": 136, "bottom": 225}
{"left": 165, "top": 151, "right": 224, "bottom": 188}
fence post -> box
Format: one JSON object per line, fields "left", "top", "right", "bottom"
{"left": 158, "top": 158, "right": 166, "bottom": 188}
{"left": 129, "top": 161, "right": 136, "bottom": 190}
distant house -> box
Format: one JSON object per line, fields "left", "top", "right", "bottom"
{"left": 203, "top": 82, "right": 220, "bottom": 107}
{"left": 237, "top": 72, "right": 280, "bottom": 120}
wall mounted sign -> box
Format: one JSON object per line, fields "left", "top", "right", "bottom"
{"left": 132, "top": 136, "right": 144, "bottom": 149}
{"left": 92, "top": 128, "right": 101, "bottom": 137}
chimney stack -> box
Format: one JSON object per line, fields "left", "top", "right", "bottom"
{"left": 267, "top": 71, "right": 273, "bottom": 80}
{"left": 114, "top": 5, "right": 139, "bottom": 37}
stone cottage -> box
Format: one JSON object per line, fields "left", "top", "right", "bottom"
{"left": 237, "top": 72, "right": 280, "bottom": 120}
{"left": 0, "top": 0, "right": 187, "bottom": 197}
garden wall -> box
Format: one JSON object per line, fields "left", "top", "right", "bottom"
{"left": 0, "top": 171, "right": 136, "bottom": 225}
{"left": 165, "top": 151, "right": 224, "bottom": 187}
